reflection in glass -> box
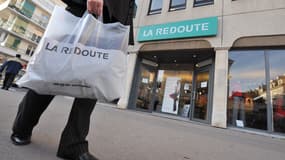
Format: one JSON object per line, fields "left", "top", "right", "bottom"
{"left": 194, "top": 0, "right": 214, "bottom": 7}
{"left": 136, "top": 64, "right": 156, "bottom": 110}
{"left": 169, "top": 0, "right": 186, "bottom": 11}
{"left": 269, "top": 50, "right": 285, "bottom": 133}
{"left": 193, "top": 70, "right": 209, "bottom": 120}
{"left": 149, "top": 0, "right": 163, "bottom": 14}
{"left": 228, "top": 51, "right": 267, "bottom": 130}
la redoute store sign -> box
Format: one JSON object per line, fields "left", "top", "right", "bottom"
{"left": 137, "top": 17, "right": 218, "bottom": 42}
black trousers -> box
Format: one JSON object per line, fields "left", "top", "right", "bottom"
{"left": 2, "top": 73, "right": 16, "bottom": 90}
{"left": 12, "top": 90, "right": 97, "bottom": 156}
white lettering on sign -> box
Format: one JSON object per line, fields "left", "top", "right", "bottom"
{"left": 143, "top": 30, "right": 153, "bottom": 37}
{"left": 151, "top": 22, "right": 210, "bottom": 37}
{"left": 163, "top": 27, "right": 169, "bottom": 35}
{"left": 202, "top": 23, "right": 209, "bottom": 31}
{"left": 186, "top": 25, "right": 193, "bottom": 32}
{"left": 156, "top": 28, "right": 163, "bottom": 35}
{"left": 170, "top": 26, "right": 176, "bottom": 34}
{"left": 177, "top": 26, "right": 185, "bottom": 33}
{"left": 138, "top": 17, "right": 218, "bottom": 41}
{"left": 194, "top": 23, "right": 201, "bottom": 31}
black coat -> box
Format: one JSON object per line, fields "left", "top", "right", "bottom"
{"left": 62, "top": 0, "right": 134, "bottom": 44}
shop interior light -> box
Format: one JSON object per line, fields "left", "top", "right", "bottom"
{"left": 142, "top": 59, "right": 158, "bottom": 67}
{"left": 195, "top": 59, "right": 212, "bottom": 68}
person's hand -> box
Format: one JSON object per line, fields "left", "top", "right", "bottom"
{"left": 87, "top": 0, "right": 103, "bottom": 16}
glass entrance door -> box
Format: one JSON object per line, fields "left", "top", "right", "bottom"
{"left": 135, "top": 62, "right": 157, "bottom": 111}
{"left": 192, "top": 68, "right": 210, "bottom": 121}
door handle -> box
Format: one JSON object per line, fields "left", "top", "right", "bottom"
{"left": 192, "top": 91, "right": 196, "bottom": 100}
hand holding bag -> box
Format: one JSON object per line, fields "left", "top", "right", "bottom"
{"left": 17, "top": 6, "right": 130, "bottom": 102}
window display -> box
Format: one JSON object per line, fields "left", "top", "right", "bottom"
{"left": 228, "top": 51, "right": 267, "bottom": 130}
{"left": 228, "top": 49, "right": 285, "bottom": 134}
{"left": 161, "top": 77, "right": 181, "bottom": 114}
{"left": 154, "top": 70, "right": 192, "bottom": 117}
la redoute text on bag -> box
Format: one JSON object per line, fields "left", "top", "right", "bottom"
{"left": 44, "top": 41, "right": 110, "bottom": 59}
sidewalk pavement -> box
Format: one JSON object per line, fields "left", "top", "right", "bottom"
{"left": 0, "top": 90, "right": 285, "bottom": 160}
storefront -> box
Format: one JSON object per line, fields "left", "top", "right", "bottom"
{"left": 126, "top": 19, "right": 285, "bottom": 134}
{"left": 122, "top": 0, "right": 285, "bottom": 135}
{"left": 128, "top": 17, "right": 218, "bottom": 124}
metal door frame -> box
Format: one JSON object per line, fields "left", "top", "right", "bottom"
{"left": 190, "top": 63, "right": 214, "bottom": 124}
{"left": 128, "top": 57, "right": 158, "bottom": 112}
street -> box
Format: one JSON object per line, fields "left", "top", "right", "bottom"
{"left": 0, "top": 89, "right": 285, "bottom": 160}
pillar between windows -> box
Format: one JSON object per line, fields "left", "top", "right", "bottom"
{"left": 211, "top": 47, "right": 230, "bottom": 128}
{"left": 117, "top": 52, "right": 138, "bottom": 109}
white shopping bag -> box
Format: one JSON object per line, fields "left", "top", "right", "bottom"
{"left": 17, "top": 6, "right": 130, "bottom": 102}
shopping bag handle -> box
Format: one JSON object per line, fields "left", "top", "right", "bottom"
{"left": 74, "top": 12, "right": 101, "bottom": 45}
{"left": 83, "top": 11, "right": 103, "bottom": 22}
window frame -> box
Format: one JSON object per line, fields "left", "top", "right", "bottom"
{"left": 25, "top": 45, "right": 35, "bottom": 56}
{"left": 227, "top": 49, "right": 285, "bottom": 133}
{"left": 193, "top": 0, "right": 214, "bottom": 7}
{"left": 148, "top": 0, "right": 163, "bottom": 15}
{"left": 169, "top": 0, "right": 187, "bottom": 12}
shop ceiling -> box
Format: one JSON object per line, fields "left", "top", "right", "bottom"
{"left": 139, "top": 49, "right": 214, "bottom": 64}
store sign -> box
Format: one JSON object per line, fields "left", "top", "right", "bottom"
{"left": 137, "top": 16, "right": 218, "bottom": 42}
{"left": 201, "top": 81, "right": 207, "bottom": 88}
{"left": 236, "top": 120, "right": 244, "bottom": 128}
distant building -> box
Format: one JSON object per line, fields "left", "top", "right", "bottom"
{"left": 0, "top": 0, "right": 66, "bottom": 64}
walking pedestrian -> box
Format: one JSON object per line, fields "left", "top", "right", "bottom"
{"left": 0, "top": 54, "right": 23, "bottom": 90}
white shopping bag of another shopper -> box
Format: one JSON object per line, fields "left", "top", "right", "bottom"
{"left": 17, "top": 6, "right": 130, "bottom": 102}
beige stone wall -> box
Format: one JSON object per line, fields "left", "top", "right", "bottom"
{"left": 211, "top": 48, "right": 229, "bottom": 128}
{"left": 223, "top": 8, "right": 285, "bottom": 47}
{"left": 32, "top": 6, "right": 50, "bottom": 26}
{"left": 133, "top": 0, "right": 223, "bottom": 49}
{"left": 136, "top": 0, "right": 222, "bottom": 26}
{"left": 134, "top": 0, "right": 285, "bottom": 49}
{"left": 17, "top": 40, "right": 28, "bottom": 54}
{"left": 224, "top": 0, "right": 285, "bottom": 15}
{"left": 26, "top": 23, "right": 44, "bottom": 37}
{"left": 0, "top": 0, "right": 10, "bottom": 10}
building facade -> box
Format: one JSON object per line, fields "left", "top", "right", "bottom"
{"left": 0, "top": 0, "right": 65, "bottom": 64}
{"left": 119, "top": 0, "right": 285, "bottom": 135}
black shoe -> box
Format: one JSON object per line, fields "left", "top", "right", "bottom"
{"left": 57, "top": 152, "right": 99, "bottom": 160}
{"left": 10, "top": 133, "right": 31, "bottom": 145}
